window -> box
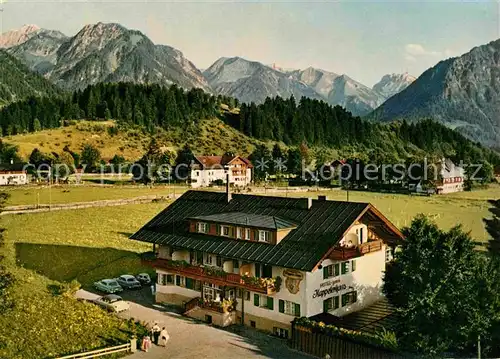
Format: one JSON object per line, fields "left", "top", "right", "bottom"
{"left": 341, "top": 291, "right": 357, "bottom": 307}
{"left": 341, "top": 261, "right": 350, "bottom": 275}
{"left": 245, "top": 228, "right": 250, "bottom": 240}
{"left": 323, "top": 263, "right": 340, "bottom": 279}
{"left": 244, "top": 291, "right": 250, "bottom": 301}
{"left": 175, "top": 275, "right": 185, "bottom": 287}
{"left": 236, "top": 227, "right": 242, "bottom": 239}
{"left": 273, "top": 327, "right": 289, "bottom": 339}
{"left": 233, "top": 260, "right": 239, "bottom": 269}
{"left": 220, "top": 225, "right": 230, "bottom": 237}
{"left": 351, "top": 260, "right": 356, "bottom": 272}
{"left": 216, "top": 256, "right": 222, "bottom": 267}
{"left": 323, "top": 296, "right": 340, "bottom": 312}
{"left": 205, "top": 254, "right": 213, "bottom": 265}
{"left": 258, "top": 230, "right": 271, "bottom": 243}
{"left": 279, "top": 299, "right": 300, "bottom": 316}
{"left": 250, "top": 320, "right": 256, "bottom": 328}
{"left": 359, "top": 228, "right": 364, "bottom": 244}
{"left": 254, "top": 294, "right": 274, "bottom": 310}
{"left": 166, "top": 274, "right": 174, "bottom": 284}
{"left": 197, "top": 222, "right": 208, "bottom": 233}
{"left": 255, "top": 264, "right": 272, "bottom": 278}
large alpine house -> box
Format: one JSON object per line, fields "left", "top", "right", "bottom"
{"left": 131, "top": 189, "right": 403, "bottom": 337}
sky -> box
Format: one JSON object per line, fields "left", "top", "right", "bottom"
{"left": 1, "top": 0, "right": 499, "bottom": 86}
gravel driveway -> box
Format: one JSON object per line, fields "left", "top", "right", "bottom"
{"left": 76, "top": 288, "right": 312, "bottom": 359}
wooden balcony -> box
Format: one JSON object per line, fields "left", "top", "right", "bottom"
{"left": 143, "top": 257, "right": 278, "bottom": 295}
{"left": 329, "top": 240, "right": 383, "bottom": 260}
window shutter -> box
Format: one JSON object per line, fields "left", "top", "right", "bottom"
{"left": 175, "top": 275, "right": 181, "bottom": 286}
{"left": 185, "top": 277, "right": 193, "bottom": 289}
{"left": 294, "top": 303, "right": 301, "bottom": 317}
{"left": 341, "top": 294, "right": 347, "bottom": 307}
{"left": 216, "top": 224, "right": 220, "bottom": 235}
{"left": 351, "top": 260, "right": 356, "bottom": 272}
{"left": 334, "top": 296, "right": 339, "bottom": 309}
{"left": 254, "top": 294, "right": 260, "bottom": 307}
{"left": 279, "top": 299, "right": 285, "bottom": 313}
{"left": 323, "top": 299, "right": 329, "bottom": 313}
{"left": 255, "top": 264, "right": 261, "bottom": 278}
{"left": 323, "top": 266, "right": 328, "bottom": 279}
{"left": 334, "top": 263, "right": 340, "bottom": 276}
{"left": 267, "top": 297, "right": 274, "bottom": 310}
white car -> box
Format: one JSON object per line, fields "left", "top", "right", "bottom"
{"left": 92, "top": 294, "right": 130, "bottom": 313}
{"left": 116, "top": 275, "right": 142, "bottom": 289}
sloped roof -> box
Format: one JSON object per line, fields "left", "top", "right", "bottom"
{"left": 193, "top": 155, "right": 253, "bottom": 169}
{"left": 130, "top": 191, "right": 402, "bottom": 271}
{"left": 188, "top": 212, "right": 297, "bottom": 230}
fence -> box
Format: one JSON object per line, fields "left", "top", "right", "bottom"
{"left": 291, "top": 323, "right": 411, "bottom": 359}
{"left": 55, "top": 339, "right": 136, "bottom": 359}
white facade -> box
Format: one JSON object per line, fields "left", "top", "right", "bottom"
{"left": 154, "top": 222, "right": 390, "bottom": 333}
{"left": 0, "top": 172, "right": 28, "bottom": 185}
{"left": 190, "top": 168, "right": 251, "bottom": 188}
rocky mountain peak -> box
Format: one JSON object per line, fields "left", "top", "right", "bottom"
{"left": 0, "top": 24, "right": 41, "bottom": 48}
{"left": 372, "top": 73, "right": 416, "bottom": 99}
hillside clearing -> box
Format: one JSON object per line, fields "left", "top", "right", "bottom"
{"left": 4, "top": 118, "right": 265, "bottom": 161}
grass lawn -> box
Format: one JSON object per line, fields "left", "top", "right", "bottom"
{"left": 0, "top": 202, "right": 163, "bottom": 359}
{"left": 3, "top": 184, "right": 187, "bottom": 206}
{"left": 265, "top": 185, "right": 499, "bottom": 243}
{"left": 3, "top": 202, "right": 166, "bottom": 286}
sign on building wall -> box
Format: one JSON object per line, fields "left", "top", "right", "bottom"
{"left": 312, "top": 279, "right": 347, "bottom": 299}
{"left": 283, "top": 269, "right": 304, "bottom": 294}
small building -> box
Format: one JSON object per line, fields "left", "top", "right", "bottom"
{"left": 0, "top": 163, "right": 28, "bottom": 185}
{"left": 189, "top": 154, "right": 252, "bottom": 188}
{"left": 436, "top": 158, "right": 464, "bottom": 194}
{"left": 131, "top": 188, "right": 404, "bottom": 338}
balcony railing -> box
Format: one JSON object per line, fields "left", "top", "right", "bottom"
{"left": 329, "top": 240, "right": 383, "bottom": 260}
{"left": 142, "top": 256, "right": 280, "bottom": 295}
{"left": 184, "top": 297, "right": 237, "bottom": 314}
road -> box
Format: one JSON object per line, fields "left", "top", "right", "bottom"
{"left": 76, "top": 289, "right": 312, "bottom": 359}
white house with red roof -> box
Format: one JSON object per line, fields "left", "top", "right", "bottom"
{"left": 190, "top": 154, "right": 252, "bottom": 188}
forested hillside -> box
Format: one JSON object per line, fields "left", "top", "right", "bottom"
{"left": 0, "top": 82, "right": 498, "bottom": 166}
{"left": 0, "top": 50, "right": 62, "bottom": 106}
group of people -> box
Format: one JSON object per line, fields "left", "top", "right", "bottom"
{"left": 140, "top": 321, "right": 170, "bottom": 352}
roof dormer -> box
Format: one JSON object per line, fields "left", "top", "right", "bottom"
{"left": 187, "top": 212, "right": 297, "bottom": 245}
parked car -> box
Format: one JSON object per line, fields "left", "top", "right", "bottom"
{"left": 116, "top": 274, "right": 142, "bottom": 289}
{"left": 135, "top": 273, "right": 152, "bottom": 285}
{"left": 92, "top": 294, "right": 130, "bottom": 313}
{"left": 93, "top": 279, "right": 123, "bottom": 294}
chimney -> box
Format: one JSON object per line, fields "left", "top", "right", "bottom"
{"left": 318, "top": 195, "right": 327, "bottom": 201}
{"left": 305, "top": 197, "right": 313, "bottom": 209}
{"left": 226, "top": 173, "right": 232, "bottom": 203}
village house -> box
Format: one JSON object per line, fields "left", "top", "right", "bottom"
{"left": 131, "top": 184, "right": 403, "bottom": 338}
{"left": 0, "top": 162, "right": 28, "bottom": 185}
{"left": 436, "top": 158, "right": 464, "bottom": 194}
{"left": 189, "top": 154, "right": 252, "bottom": 188}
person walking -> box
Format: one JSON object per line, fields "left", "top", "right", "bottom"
{"left": 159, "top": 327, "right": 170, "bottom": 347}
{"left": 141, "top": 336, "right": 152, "bottom": 352}
{"left": 151, "top": 322, "right": 161, "bottom": 345}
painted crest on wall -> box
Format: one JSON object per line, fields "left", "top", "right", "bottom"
{"left": 283, "top": 269, "right": 304, "bottom": 294}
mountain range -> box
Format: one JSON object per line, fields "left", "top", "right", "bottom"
{"left": 1, "top": 22, "right": 413, "bottom": 116}
{"left": 1, "top": 22, "right": 499, "bottom": 146}
{"left": 0, "top": 50, "right": 62, "bottom": 106}
{"left": 372, "top": 39, "right": 500, "bottom": 146}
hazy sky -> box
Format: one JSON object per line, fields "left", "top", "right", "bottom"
{"left": 1, "top": 0, "right": 499, "bottom": 86}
